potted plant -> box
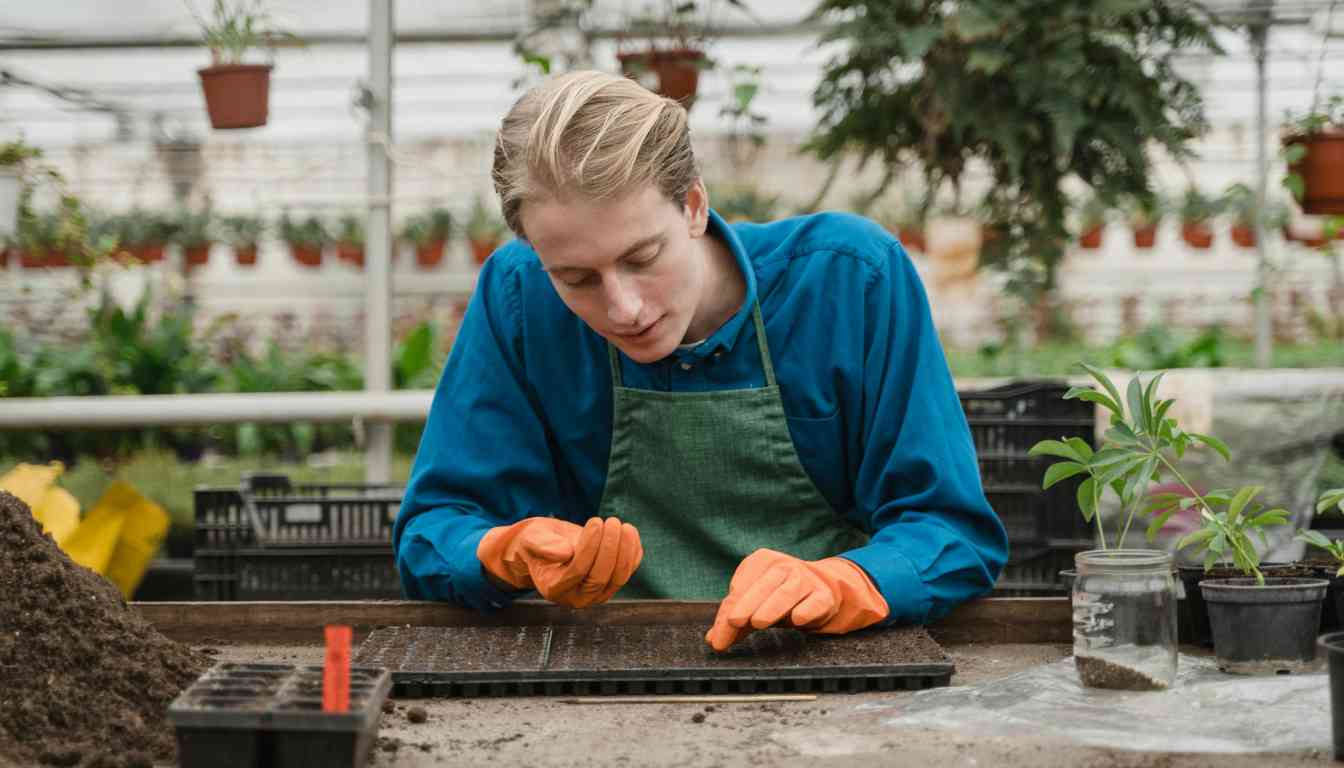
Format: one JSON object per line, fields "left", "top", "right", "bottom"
{"left": 1076, "top": 194, "right": 1109, "bottom": 250}
{"left": 219, "top": 214, "right": 265, "bottom": 266}
{"left": 1127, "top": 194, "right": 1165, "bottom": 250}
{"left": 278, "top": 212, "right": 327, "bottom": 269}
{"left": 465, "top": 197, "right": 506, "bottom": 266}
{"left": 400, "top": 207, "right": 453, "bottom": 269}
{"left": 1030, "top": 364, "right": 1274, "bottom": 686}
{"left": 616, "top": 0, "right": 752, "bottom": 109}
{"left": 1178, "top": 187, "right": 1222, "bottom": 250}
{"left": 1282, "top": 95, "right": 1344, "bottom": 216}
{"left": 173, "top": 208, "right": 215, "bottom": 269}
{"left": 334, "top": 213, "right": 365, "bottom": 268}
{"left": 0, "top": 140, "right": 41, "bottom": 238}
{"left": 192, "top": 0, "right": 298, "bottom": 129}
{"left": 1295, "top": 487, "right": 1344, "bottom": 626}
{"left": 1224, "top": 183, "right": 1259, "bottom": 248}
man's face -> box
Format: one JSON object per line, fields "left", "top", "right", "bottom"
{"left": 520, "top": 181, "right": 711, "bottom": 364}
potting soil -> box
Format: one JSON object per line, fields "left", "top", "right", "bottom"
{"left": 0, "top": 491, "right": 210, "bottom": 767}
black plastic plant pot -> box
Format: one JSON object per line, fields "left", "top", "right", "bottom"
{"left": 1178, "top": 563, "right": 1296, "bottom": 648}
{"left": 1318, "top": 631, "right": 1344, "bottom": 760}
{"left": 1200, "top": 577, "right": 1330, "bottom": 674}
{"left": 168, "top": 662, "right": 391, "bottom": 768}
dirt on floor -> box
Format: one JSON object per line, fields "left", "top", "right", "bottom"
{"left": 0, "top": 492, "right": 210, "bottom": 768}
{"left": 201, "top": 641, "right": 1334, "bottom": 768}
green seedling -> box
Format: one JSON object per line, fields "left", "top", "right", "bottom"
{"left": 1298, "top": 488, "right": 1344, "bottom": 576}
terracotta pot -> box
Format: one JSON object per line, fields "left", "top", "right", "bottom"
{"left": 415, "top": 239, "right": 446, "bottom": 269}
{"left": 336, "top": 243, "right": 365, "bottom": 268}
{"left": 234, "top": 244, "right": 258, "bottom": 266}
{"left": 289, "top": 243, "right": 323, "bottom": 268}
{"left": 1230, "top": 224, "right": 1256, "bottom": 248}
{"left": 1282, "top": 224, "right": 1329, "bottom": 249}
{"left": 1284, "top": 129, "right": 1344, "bottom": 215}
{"left": 1132, "top": 224, "right": 1158, "bottom": 249}
{"left": 1181, "top": 222, "right": 1214, "bottom": 249}
{"left": 1079, "top": 225, "right": 1104, "bottom": 250}
{"left": 197, "top": 64, "right": 273, "bottom": 130}
{"left": 897, "top": 227, "right": 926, "bottom": 253}
{"left": 0, "top": 246, "right": 8, "bottom": 269}
{"left": 617, "top": 49, "right": 705, "bottom": 109}
{"left": 184, "top": 244, "right": 211, "bottom": 267}
{"left": 135, "top": 244, "right": 166, "bottom": 264}
{"left": 18, "top": 249, "right": 44, "bottom": 268}
{"left": 46, "top": 250, "right": 71, "bottom": 268}
{"left": 469, "top": 237, "right": 500, "bottom": 266}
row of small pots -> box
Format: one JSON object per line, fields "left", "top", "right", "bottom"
{"left": 0, "top": 238, "right": 503, "bottom": 271}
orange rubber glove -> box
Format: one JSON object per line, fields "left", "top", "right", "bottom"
{"left": 477, "top": 516, "right": 642, "bottom": 609}
{"left": 705, "top": 549, "right": 889, "bottom": 652}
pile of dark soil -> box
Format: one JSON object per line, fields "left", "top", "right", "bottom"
{"left": 0, "top": 491, "right": 210, "bottom": 767}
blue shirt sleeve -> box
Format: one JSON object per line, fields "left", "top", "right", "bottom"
{"left": 393, "top": 247, "right": 557, "bottom": 612}
{"left": 837, "top": 243, "right": 1009, "bottom": 626}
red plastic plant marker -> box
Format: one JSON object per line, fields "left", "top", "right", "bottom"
{"left": 323, "top": 624, "right": 352, "bottom": 713}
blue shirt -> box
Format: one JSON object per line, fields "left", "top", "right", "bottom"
{"left": 395, "top": 210, "right": 1008, "bottom": 624}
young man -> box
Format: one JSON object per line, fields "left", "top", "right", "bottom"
{"left": 394, "top": 70, "right": 1007, "bottom": 651}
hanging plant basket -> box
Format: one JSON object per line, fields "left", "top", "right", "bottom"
{"left": 135, "top": 243, "right": 167, "bottom": 264}
{"left": 1284, "top": 130, "right": 1344, "bottom": 215}
{"left": 289, "top": 242, "right": 322, "bottom": 268}
{"left": 1079, "top": 225, "right": 1104, "bottom": 250}
{"left": 234, "top": 244, "right": 258, "bottom": 266}
{"left": 0, "top": 168, "right": 20, "bottom": 238}
{"left": 617, "top": 48, "right": 705, "bottom": 109}
{"left": 184, "top": 244, "right": 212, "bottom": 269}
{"left": 198, "top": 64, "right": 273, "bottom": 130}
{"left": 469, "top": 237, "right": 500, "bottom": 266}
{"left": 1230, "top": 224, "right": 1256, "bottom": 248}
{"left": 1132, "top": 224, "right": 1158, "bottom": 249}
{"left": 336, "top": 242, "right": 365, "bottom": 268}
{"left": 1180, "top": 221, "right": 1214, "bottom": 249}
{"left": 415, "top": 239, "right": 446, "bottom": 269}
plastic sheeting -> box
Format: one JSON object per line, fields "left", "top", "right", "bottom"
{"left": 864, "top": 655, "right": 1331, "bottom": 753}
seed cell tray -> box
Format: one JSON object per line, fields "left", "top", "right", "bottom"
{"left": 354, "top": 624, "right": 954, "bottom": 699}
{"left": 168, "top": 662, "right": 391, "bottom": 768}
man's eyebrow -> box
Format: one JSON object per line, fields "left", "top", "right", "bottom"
{"left": 542, "top": 233, "right": 665, "bottom": 272}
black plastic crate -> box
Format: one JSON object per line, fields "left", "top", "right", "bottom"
{"left": 194, "top": 474, "right": 403, "bottom": 600}
{"left": 169, "top": 662, "right": 391, "bottom": 768}
{"left": 959, "top": 380, "right": 1097, "bottom": 551}
{"left": 235, "top": 545, "right": 402, "bottom": 600}
{"left": 993, "top": 545, "right": 1085, "bottom": 597}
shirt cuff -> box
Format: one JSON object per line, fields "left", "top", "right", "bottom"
{"left": 839, "top": 545, "right": 931, "bottom": 626}
{"left": 449, "top": 525, "right": 530, "bottom": 611}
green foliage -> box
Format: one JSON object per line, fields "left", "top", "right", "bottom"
{"left": 335, "top": 213, "right": 365, "bottom": 246}
{"left": 719, "top": 64, "right": 768, "bottom": 149}
{"left": 805, "top": 0, "right": 1220, "bottom": 301}
{"left": 218, "top": 214, "right": 266, "bottom": 247}
{"left": 1029, "top": 364, "right": 1291, "bottom": 583}
{"left": 1077, "top": 193, "right": 1110, "bottom": 229}
{"left": 465, "top": 197, "right": 507, "bottom": 242}
{"left": 172, "top": 208, "right": 214, "bottom": 248}
{"left": 1126, "top": 192, "right": 1167, "bottom": 227}
{"left": 1178, "top": 187, "right": 1223, "bottom": 223}
{"left": 1110, "top": 325, "right": 1225, "bottom": 370}
{"left": 0, "top": 139, "right": 42, "bottom": 168}
{"left": 399, "top": 208, "right": 453, "bottom": 246}
{"left": 1222, "top": 182, "right": 1289, "bottom": 229}
{"left": 1283, "top": 94, "right": 1344, "bottom": 136}
{"left": 277, "top": 212, "right": 328, "bottom": 247}
{"left": 393, "top": 322, "right": 443, "bottom": 390}
{"left": 622, "top": 0, "right": 753, "bottom": 53}
{"left": 193, "top": 0, "right": 301, "bottom": 65}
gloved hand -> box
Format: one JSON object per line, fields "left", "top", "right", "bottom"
{"left": 477, "top": 516, "right": 642, "bottom": 608}
{"left": 705, "top": 549, "right": 889, "bottom": 652}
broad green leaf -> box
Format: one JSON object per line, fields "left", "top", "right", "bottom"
{"left": 1065, "top": 437, "right": 1095, "bottom": 461}
{"left": 1090, "top": 447, "right": 1139, "bottom": 469}
{"left": 1227, "top": 486, "right": 1262, "bottom": 522}
{"left": 1097, "top": 454, "right": 1149, "bottom": 486}
{"left": 1298, "top": 529, "right": 1334, "bottom": 549}
{"left": 1077, "top": 477, "right": 1098, "bottom": 523}
{"left": 1318, "top": 489, "right": 1344, "bottom": 516}
{"left": 1043, "top": 461, "right": 1088, "bottom": 490}
{"left": 1210, "top": 531, "right": 1227, "bottom": 554}
{"left": 1146, "top": 508, "right": 1175, "bottom": 543}
{"left": 1080, "top": 362, "right": 1124, "bottom": 413}
{"left": 1177, "top": 527, "right": 1216, "bottom": 550}
{"left": 1249, "top": 510, "right": 1289, "bottom": 528}
{"left": 1122, "top": 455, "right": 1158, "bottom": 510}
{"left": 1104, "top": 423, "right": 1142, "bottom": 448}
{"left": 1029, "top": 439, "right": 1084, "bottom": 462}
{"left": 1190, "top": 433, "right": 1231, "bottom": 461}
{"left": 1067, "top": 388, "right": 1122, "bottom": 418}
{"left": 1126, "top": 375, "right": 1146, "bottom": 434}
{"left": 1203, "top": 550, "right": 1218, "bottom": 571}
{"left": 1142, "top": 371, "right": 1166, "bottom": 433}
{"left": 1144, "top": 492, "right": 1184, "bottom": 515}
{"left": 1154, "top": 398, "right": 1175, "bottom": 425}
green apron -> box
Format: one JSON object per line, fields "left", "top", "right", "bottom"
{"left": 597, "top": 302, "right": 869, "bottom": 599}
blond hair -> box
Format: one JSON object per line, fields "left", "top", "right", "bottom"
{"left": 491, "top": 70, "right": 697, "bottom": 239}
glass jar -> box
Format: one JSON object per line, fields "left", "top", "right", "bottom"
{"left": 1072, "top": 549, "right": 1178, "bottom": 690}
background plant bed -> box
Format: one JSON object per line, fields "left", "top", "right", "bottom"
{"left": 1201, "top": 576, "right": 1329, "bottom": 674}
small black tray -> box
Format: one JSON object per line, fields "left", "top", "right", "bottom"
{"left": 168, "top": 662, "right": 391, "bottom": 768}
{"left": 355, "top": 624, "right": 954, "bottom": 699}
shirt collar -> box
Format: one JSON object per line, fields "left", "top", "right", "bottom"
{"left": 674, "top": 209, "right": 757, "bottom": 362}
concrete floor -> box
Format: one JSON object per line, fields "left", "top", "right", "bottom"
{"left": 195, "top": 641, "right": 1334, "bottom": 767}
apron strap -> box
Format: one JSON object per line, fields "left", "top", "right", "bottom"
{"left": 606, "top": 301, "right": 778, "bottom": 388}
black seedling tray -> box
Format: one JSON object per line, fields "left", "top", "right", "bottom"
{"left": 168, "top": 662, "right": 391, "bottom": 768}
{"left": 354, "top": 624, "right": 954, "bottom": 699}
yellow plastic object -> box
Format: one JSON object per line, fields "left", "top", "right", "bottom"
{"left": 34, "top": 486, "right": 81, "bottom": 545}
{"left": 61, "top": 505, "right": 126, "bottom": 577}
{"left": 0, "top": 461, "right": 64, "bottom": 510}
{"left": 91, "top": 481, "right": 170, "bottom": 598}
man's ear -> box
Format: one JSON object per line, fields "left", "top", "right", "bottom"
{"left": 685, "top": 178, "right": 710, "bottom": 238}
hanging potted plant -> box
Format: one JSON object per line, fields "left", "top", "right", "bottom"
{"left": 465, "top": 197, "right": 507, "bottom": 266}
{"left": 219, "top": 214, "right": 264, "bottom": 266}
{"left": 173, "top": 208, "right": 215, "bottom": 270}
{"left": 400, "top": 207, "right": 453, "bottom": 269}
{"left": 278, "top": 212, "right": 327, "bottom": 269}
{"left": 1178, "top": 187, "right": 1221, "bottom": 250}
{"left": 192, "top": 0, "right": 298, "bottom": 130}
{"left": 1127, "top": 194, "right": 1165, "bottom": 250}
{"left": 334, "top": 213, "right": 365, "bottom": 268}
{"left": 0, "top": 140, "right": 41, "bottom": 239}
{"left": 1282, "top": 95, "right": 1344, "bottom": 216}
{"left": 1076, "top": 194, "right": 1109, "bottom": 250}
{"left": 616, "top": 1, "right": 753, "bottom": 110}
{"left": 1222, "top": 183, "right": 1290, "bottom": 249}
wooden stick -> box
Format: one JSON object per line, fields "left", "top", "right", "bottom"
{"left": 561, "top": 694, "right": 817, "bottom": 705}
